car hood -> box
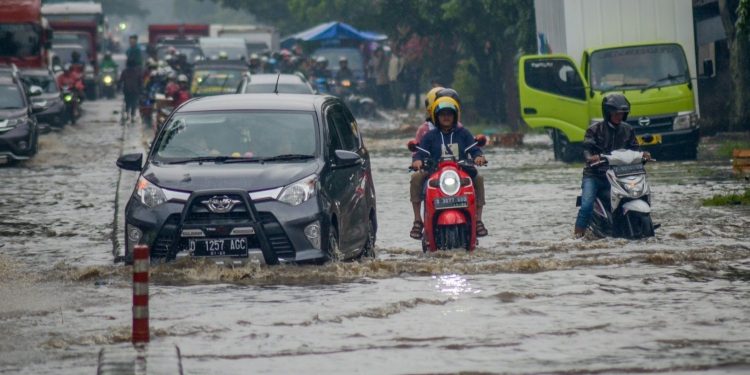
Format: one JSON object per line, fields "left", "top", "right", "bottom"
{"left": 143, "top": 160, "right": 321, "bottom": 193}
{"left": 0, "top": 108, "right": 28, "bottom": 120}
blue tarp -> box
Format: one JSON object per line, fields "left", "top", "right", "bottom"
{"left": 281, "top": 21, "right": 387, "bottom": 49}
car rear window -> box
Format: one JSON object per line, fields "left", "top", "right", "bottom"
{"left": 154, "top": 111, "right": 317, "bottom": 161}
{"left": 245, "top": 83, "right": 313, "bottom": 94}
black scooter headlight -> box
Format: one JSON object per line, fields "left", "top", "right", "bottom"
{"left": 439, "top": 170, "right": 461, "bottom": 196}
{"left": 63, "top": 93, "right": 73, "bottom": 102}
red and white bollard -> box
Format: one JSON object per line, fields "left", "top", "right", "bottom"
{"left": 132, "top": 245, "right": 149, "bottom": 344}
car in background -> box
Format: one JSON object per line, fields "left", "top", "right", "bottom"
{"left": 313, "top": 47, "right": 366, "bottom": 82}
{"left": 20, "top": 68, "right": 66, "bottom": 127}
{"left": 191, "top": 60, "right": 248, "bottom": 97}
{"left": 236, "top": 73, "right": 314, "bottom": 94}
{"left": 116, "top": 94, "right": 377, "bottom": 264}
{"left": 0, "top": 66, "right": 41, "bottom": 163}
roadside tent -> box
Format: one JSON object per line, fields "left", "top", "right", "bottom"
{"left": 281, "top": 21, "right": 387, "bottom": 49}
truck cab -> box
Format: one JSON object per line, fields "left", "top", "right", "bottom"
{"left": 0, "top": 0, "right": 52, "bottom": 69}
{"left": 519, "top": 42, "right": 699, "bottom": 161}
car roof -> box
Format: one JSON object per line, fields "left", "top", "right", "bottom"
{"left": 249, "top": 74, "right": 305, "bottom": 84}
{"left": 21, "top": 69, "right": 52, "bottom": 76}
{"left": 0, "top": 76, "right": 18, "bottom": 85}
{"left": 179, "top": 93, "right": 331, "bottom": 113}
{"left": 194, "top": 60, "right": 248, "bottom": 70}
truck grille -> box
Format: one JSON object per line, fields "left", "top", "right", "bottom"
{"left": 629, "top": 114, "right": 674, "bottom": 134}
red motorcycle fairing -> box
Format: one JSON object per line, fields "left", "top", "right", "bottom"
{"left": 422, "top": 161, "right": 477, "bottom": 252}
{"left": 437, "top": 210, "right": 467, "bottom": 225}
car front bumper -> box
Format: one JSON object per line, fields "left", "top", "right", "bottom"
{"left": 0, "top": 122, "right": 35, "bottom": 161}
{"left": 122, "top": 190, "right": 326, "bottom": 264}
{"left": 35, "top": 100, "right": 66, "bottom": 126}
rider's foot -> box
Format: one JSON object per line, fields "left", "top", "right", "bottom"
{"left": 410, "top": 220, "right": 423, "bottom": 240}
{"left": 476, "top": 220, "right": 488, "bottom": 237}
{"left": 573, "top": 226, "right": 586, "bottom": 239}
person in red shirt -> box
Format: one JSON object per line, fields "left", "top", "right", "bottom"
{"left": 56, "top": 64, "right": 85, "bottom": 95}
{"left": 172, "top": 74, "right": 191, "bottom": 107}
{"left": 164, "top": 72, "right": 179, "bottom": 99}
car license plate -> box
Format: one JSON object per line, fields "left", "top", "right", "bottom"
{"left": 189, "top": 237, "right": 249, "bottom": 257}
{"left": 434, "top": 196, "right": 468, "bottom": 209}
{"left": 637, "top": 134, "right": 662, "bottom": 146}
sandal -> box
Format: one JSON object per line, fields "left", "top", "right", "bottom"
{"left": 409, "top": 220, "right": 424, "bottom": 240}
{"left": 476, "top": 220, "right": 488, "bottom": 237}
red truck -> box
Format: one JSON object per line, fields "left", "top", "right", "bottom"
{"left": 42, "top": 1, "right": 103, "bottom": 99}
{"left": 0, "top": 0, "right": 53, "bottom": 68}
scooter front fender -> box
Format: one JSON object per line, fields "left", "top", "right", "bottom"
{"left": 437, "top": 210, "right": 467, "bottom": 225}
{"left": 623, "top": 199, "right": 651, "bottom": 214}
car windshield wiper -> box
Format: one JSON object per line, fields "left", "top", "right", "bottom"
{"left": 259, "top": 154, "right": 315, "bottom": 162}
{"left": 641, "top": 73, "right": 685, "bottom": 93}
{"left": 164, "top": 156, "right": 262, "bottom": 164}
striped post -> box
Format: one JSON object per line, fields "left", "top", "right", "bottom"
{"left": 132, "top": 245, "right": 149, "bottom": 344}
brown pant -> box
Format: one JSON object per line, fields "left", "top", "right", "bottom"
{"left": 410, "top": 171, "right": 485, "bottom": 207}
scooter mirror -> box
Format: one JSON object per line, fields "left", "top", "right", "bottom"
{"left": 407, "top": 140, "right": 418, "bottom": 152}
{"left": 475, "top": 134, "right": 488, "bottom": 147}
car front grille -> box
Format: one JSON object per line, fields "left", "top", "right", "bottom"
{"left": 630, "top": 114, "right": 674, "bottom": 134}
{"left": 258, "top": 212, "right": 295, "bottom": 259}
{"left": 184, "top": 194, "right": 253, "bottom": 224}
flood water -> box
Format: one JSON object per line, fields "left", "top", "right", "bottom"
{"left": 0, "top": 100, "right": 749, "bottom": 374}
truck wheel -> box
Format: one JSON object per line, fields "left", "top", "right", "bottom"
{"left": 553, "top": 129, "right": 582, "bottom": 163}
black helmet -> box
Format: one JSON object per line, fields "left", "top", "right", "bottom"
{"left": 602, "top": 93, "right": 630, "bottom": 121}
{"left": 435, "top": 88, "right": 461, "bottom": 108}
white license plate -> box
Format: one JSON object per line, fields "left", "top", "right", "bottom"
{"left": 189, "top": 237, "right": 248, "bottom": 257}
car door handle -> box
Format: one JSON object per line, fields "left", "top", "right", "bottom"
{"left": 523, "top": 107, "right": 537, "bottom": 115}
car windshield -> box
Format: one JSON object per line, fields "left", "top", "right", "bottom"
{"left": 22, "top": 74, "right": 59, "bottom": 94}
{"left": 590, "top": 44, "right": 689, "bottom": 91}
{"left": 191, "top": 68, "right": 244, "bottom": 96}
{"left": 245, "top": 83, "right": 313, "bottom": 94}
{"left": 154, "top": 111, "right": 317, "bottom": 162}
{"left": 0, "top": 85, "right": 24, "bottom": 109}
{"left": 200, "top": 44, "right": 247, "bottom": 60}
{"left": 0, "top": 24, "right": 41, "bottom": 57}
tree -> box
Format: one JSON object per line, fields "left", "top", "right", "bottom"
{"left": 719, "top": 0, "right": 750, "bottom": 131}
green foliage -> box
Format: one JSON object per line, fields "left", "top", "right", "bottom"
{"left": 738, "top": 0, "right": 749, "bottom": 35}
{"left": 718, "top": 140, "right": 750, "bottom": 158}
{"left": 451, "top": 59, "right": 480, "bottom": 122}
{"left": 703, "top": 188, "right": 750, "bottom": 206}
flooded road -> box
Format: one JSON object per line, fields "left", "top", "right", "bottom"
{"left": 1, "top": 100, "right": 749, "bottom": 374}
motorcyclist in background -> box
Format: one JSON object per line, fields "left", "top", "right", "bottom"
{"left": 573, "top": 93, "right": 651, "bottom": 238}
{"left": 312, "top": 56, "right": 330, "bottom": 79}
{"left": 248, "top": 53, "right": 262, "bottom": 74}
{"left": 172, "top": 74, "right": 191, "bottom": 107}
{"left": 100, "top": 52, "right": 118, "bottom": 71}
{"left": 69, "top": 51, "right": 85, "bottom": 75}
{"left": 410, "top": 96, "right": 488, "bottom": 239}
{"left": 335, "top": 56, "right": 354, "bottom": 82}
{"left": 164, "top": 71, "right": 179, "bottom": 98}
{"left": 57, "top": 63, "right": 85, "bottom": 96}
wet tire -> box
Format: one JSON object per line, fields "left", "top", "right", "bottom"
{"left": 436, "top": 225, "right": 469, "bottom": 250}
{"left": 326, "top": 224, "right": 343, "bottom": 262}
{"left": 552, "top": 129, "right": 582, "bottom": 163}
{"left": 359, "top": 218, "right": 377, "bottom": 259}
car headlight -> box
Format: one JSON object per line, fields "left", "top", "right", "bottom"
{"left": 277, "top": 174, "right": 317, "bottom": 206}
{"left": 135, "top": 177, "right": 167, "bottom": 208}
{"left": 439, "top": 170, "right": 461, "bottom": 196}
{"left": 673, "top": 111, "right": 698, "bottom": 130}
{"left": 3, "top": 116, "right": 29, "bottom": 128}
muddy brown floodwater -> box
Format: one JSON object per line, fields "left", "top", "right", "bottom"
{"left": 0, "top": 100, "right": 749, "bottom": 374}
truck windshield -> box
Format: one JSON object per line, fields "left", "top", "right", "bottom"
{"left": 590, "top": 44, "right": 689, "bottom": 92}
{"left": 0, "top": 24, "right": 41, "bottom": 57}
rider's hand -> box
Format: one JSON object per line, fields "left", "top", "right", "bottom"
{"left": 643, "top": 151, "right": 652, "bottom": 161}
{"left": 587, "top": 154, "right": 601, "bottom": 164}
{"left": 411, "top": 160, "right": 423, "bottom": 170}
{"left": 474, "top": 155, "right": 487, "bottom": 166}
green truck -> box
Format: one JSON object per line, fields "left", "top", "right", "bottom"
{"left": 519, "top": 0, "right": 702, "bottom": 161}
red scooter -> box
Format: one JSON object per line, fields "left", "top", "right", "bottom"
{"left": 408, "top": 135, "right": 487, "bottom": 252}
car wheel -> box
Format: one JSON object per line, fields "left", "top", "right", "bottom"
{"left": 326, "top": 224, "right": 343, "bottom": 262}
{"left": 360, "top": 219, "right": 377, "bottom": 259}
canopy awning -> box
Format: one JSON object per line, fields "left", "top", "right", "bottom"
{"left": 281, "top": 21, "right": 386, "bottom": 49}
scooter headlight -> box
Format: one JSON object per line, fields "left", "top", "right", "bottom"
{"left": 618, "top": 175, "right": 645, "bottom": 197}
{"left": 63, "top": 93, "right": 73, "bottom": 102}
{"left": 103, "top": 75, "right": 114, "bottom": 85}
{"left": 439, "top": 170, "right": 461, "bottom": 196}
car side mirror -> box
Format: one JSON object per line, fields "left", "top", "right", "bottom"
{"left": 28, "top": 85, "right": 43, "bottom": 97}
{"left": 116, "top": 153, "right": 143, "bottom": 171}
{"left": 333, "top": 149, "right": 362, "bottom": 168}
{"left": 702, "top": 59, "right": 714, "bottom": 78}
{"left": 407, "top": 139, "right": 418, "bottom": 152}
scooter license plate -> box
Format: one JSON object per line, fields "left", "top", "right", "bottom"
{"left": 637, "top": 134, "right": 662, "bottom": 145}
{"left": 189, "top": 237, "right": 249, "bottom": 257}
{"left": 434, "top": 196, "right": 468, "bottom": 210}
